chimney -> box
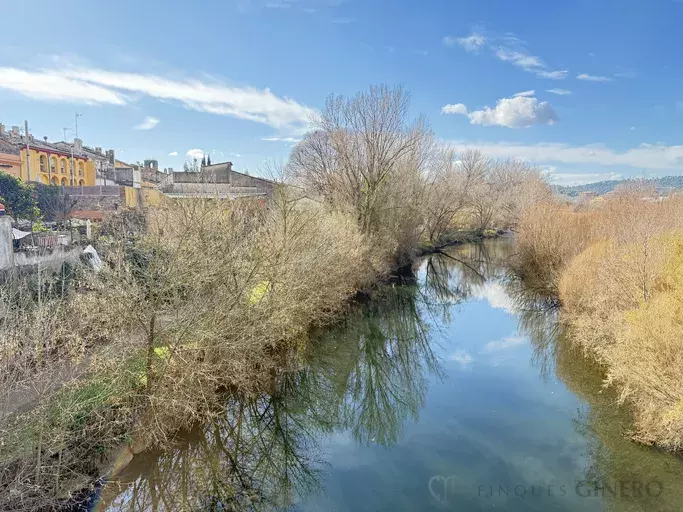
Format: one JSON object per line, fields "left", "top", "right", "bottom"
{"left": 0, "top": 124, "right": 4, "bottom": 136}
{"left": 74, "top": 138, "right": 83, "bottom": 155}
{"left": 226, "top": 161, "right": 233, "bottom": 172}
{"left": 43, "top": 136, "right": 48, "bottom": 142}
{"left": 11, "top": 126, "right": 20, "bottom": 137}
{"left": 95, "top": 146, "right": 102, "bottom": 155}
{"left": 105, "top": 149, "right": 115, "bottom": 166}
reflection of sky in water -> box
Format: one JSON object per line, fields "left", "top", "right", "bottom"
{"left": 101, "top": 240, "right": 683, "bottom": 511}
{"left": 298, "top": 249, "right": 599, "bottom": 512}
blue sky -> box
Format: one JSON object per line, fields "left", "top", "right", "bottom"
{"left": 0, "top": 0, "right": 681, "bottom": 184}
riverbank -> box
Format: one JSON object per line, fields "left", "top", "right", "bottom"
{"left": 515, "top": 192, "right": 683, "bottom": 452}
{"left": 1, "top": 203, "right": 504, "bottom": 509}
{"left": 86, "top": 239, "right": 683, "bottom": 511}
{"left": 417, "top": 228, "right": 504, "bottom": 256}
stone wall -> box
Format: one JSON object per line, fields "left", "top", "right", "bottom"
{"left": 72, "top": 194, "right": 123, "bottom": 212}
{"left": 0, "top": 217, "right": 13, "bottom": 270}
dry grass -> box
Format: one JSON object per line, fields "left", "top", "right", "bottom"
{"left": 0, "top": 191, "right": 379, "bottom": 509}
{"left": 517, "top": 191, "right": 683, "bottom": 451}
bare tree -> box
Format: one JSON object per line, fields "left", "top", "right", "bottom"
{"left": 423, "top": 147, "right": 487, "bottom": 242}
{"left": 290, "top": 85, "right": 432, "bottom": 233}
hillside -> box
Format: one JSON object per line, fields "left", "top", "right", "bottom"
{"left": 554, "top": 176, "right": 683, "bottom": 197}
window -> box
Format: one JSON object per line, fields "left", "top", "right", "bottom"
{"left": 39, "top": 155, "right": 46, "bottom": 172}
{"left": 78, "top": 162, "right": 84, "bottom": 177}
{"left": 78, "top": 179, "right": 85, "bottom": 186}
{"left": 60, "top": 177, "right": 67, "bottom": 186}
{"left": 60, "top": 159, "right": 66, "bottom": 174}
{"left": 50, "top": 157, "right": 57, "bottom": 174}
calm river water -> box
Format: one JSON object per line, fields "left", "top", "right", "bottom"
{"left": 97, "top": 239, "right": 683, "bottom": 511}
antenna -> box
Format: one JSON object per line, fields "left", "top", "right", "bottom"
{"left": 75, "top": 113, "right": 82, "bottom": 138}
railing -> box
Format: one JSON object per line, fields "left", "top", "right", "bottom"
{"left": 61, "top": 185, "right": 121, "bottom": 196}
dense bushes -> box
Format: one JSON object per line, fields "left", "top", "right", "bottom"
{"left": 0, "top": 85, "right": 552, "bottom": 509}
{"left": 516, "top": 190, "right": 683, "bottom": 451}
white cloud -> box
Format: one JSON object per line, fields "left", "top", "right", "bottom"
{"left": 441, "top": 103, "right": 468, "bottom": 115}
{"left": 482, "top": 335, "right": 527, "bottom": 353}
{"left": 577, "top": 73, "right": 612, "bottom": 82}
{"left": 452, "top": 140, "right": 683, "bottom": 170}
{"left": 536, "top": 70, "right": 568, "bottom": 80}
{"left": 449, "top": 350, "right": 474, "bottom": 365}
{"left": 472, "top": 281, "right": 515, "bottom": 313}
{"left": 133, "top": 116, "right": 160, "bottom": 130}
{"left": 168, "top": 151, "right": 178, "bottom": 156}
{"left": 494, "top": 48, "right": 567, "bottom": 80}
{"left": 443, "top": 33, "right": 487, "bottom": 52}
{"left": 186, "top": 149, "right": 205, "bottom": 160}
{"left": 261, "top": 136, "right": 301, "bottom": 142}
{"left": 0, "top": 62, "right": 315, "bottom": 135}
{"left": 0, "top": 67, "right": 127, "bottom": 105}
{"left": 514, "top": 90, "right": 535, "bottom": 97}
{"left": 630, "top": 126, "right": 636, "bottom": 131}
{"left": 495, "top": 48, "right": 544, "bottom": 70}
{"left": 230, "top": 152, "right": 242, "bottom": 158}
{"left": 443, "top": 95, "right": 557, "bottom": 129}
{"left": 546, "top": 88, "right": 572, "bottom": 95}
{"left": 444, "top": 31, "right": 566, "bottom": 80}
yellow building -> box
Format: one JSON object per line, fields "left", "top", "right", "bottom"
{"left": 17, "top": 139, "right": 96, "bottom": 186}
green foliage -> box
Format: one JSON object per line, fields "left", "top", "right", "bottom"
{"left": 31, "top": 219, "right": 49, "bottom": 232}
{"left": 0, "top": 173, "right": 40, "bottom": 220}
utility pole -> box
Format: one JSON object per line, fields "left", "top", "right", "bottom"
{"left": 75, "top": 113, "right": 82, "bottom": 139}
{"left": 64, "top": 127, "right": 75, "bottom": 187}
{"left": 24, "top": 120, "right": 31, "bottom": 182}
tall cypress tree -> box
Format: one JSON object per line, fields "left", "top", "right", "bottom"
{"left": 201, "top": 155, "right": 206, "bottom": 167}
{"left": 207, "top": 154, "right": 212, "bottom": 165}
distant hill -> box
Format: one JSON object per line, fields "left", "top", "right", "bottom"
{"left": 553, "top": 176, "right": 683, "bottom": 197}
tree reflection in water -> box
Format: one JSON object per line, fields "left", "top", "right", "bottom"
{"left": 97, "top": 238, "right": 683, "bottom": 512}
{"left": 497, "top": 245, "right": 683, "bottom": 512}
{"left": 98, "top": 266, "right": 444, "bottom": 510}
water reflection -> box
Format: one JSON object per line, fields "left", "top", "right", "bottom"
{"left": 499, "top": 251, "right": 683, "bottom": 512}
{"left": 98, "top": 239, "right": 683, "bottom": 512}
{"left": 100, "top": 264, "right": 444, "bottom": 510}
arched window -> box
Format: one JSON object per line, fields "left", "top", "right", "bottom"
{"left": 39, "top": 155, "right": 46, "bottom": 172}
{"left": 78, "top": 179, "right": 85, "bottom": 186}
{"left": 50, "top": 176, "right": 58, "bottom": 185}
{"left": 78, "top": 162, "right": 84, "bottom": 176}
{"left": 60, "top": 177, "right": 67, "bottom": 186}
{"left": 60, "top": 159, "right": 66, "bottom": 174}
{"left": 50, "top": 157, "right": 57, "bottom": 175}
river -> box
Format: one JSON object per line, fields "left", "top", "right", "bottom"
{"left": 94, "top": 238, "right": 683, "bottom": 511}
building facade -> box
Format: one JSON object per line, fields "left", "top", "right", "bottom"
{"left": 0, "top": 139, "right": 22, "bottom": 177}
{"left": 20, "top": 140, "right": 95, "bottom": 186}
{"left": 0, "top": 124, "right": 96, "bottom": 186}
